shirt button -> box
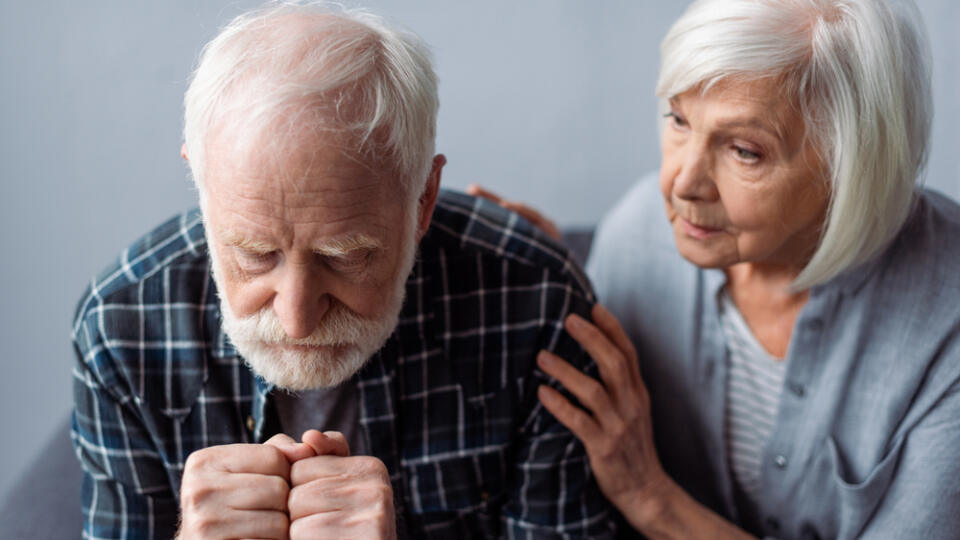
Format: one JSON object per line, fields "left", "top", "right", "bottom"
{"left": 774, "top": 454, "right": 788, "bottom": 468}
{"left": 246, "top": 415, "right": 255, "bottom": 432}
{"left": 787, "top": 381, "right": 806, "bottom": 397}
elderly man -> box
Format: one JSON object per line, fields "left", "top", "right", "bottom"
{"left": 70, "top": 3, "right": 612, "bottom": 539}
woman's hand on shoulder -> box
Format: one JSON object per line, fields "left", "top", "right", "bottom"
{"left": 539, "top": 305, "right": 757, "bottom": 539}
{"left": 536, "top": 304, "right": 671, "bottom": 526}
{"left": 467, "top": 184, "right": 562, "bottom": 241}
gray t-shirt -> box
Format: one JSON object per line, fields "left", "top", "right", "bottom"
{"left": 273, "top": 376, "right": 368, "bottom": 456}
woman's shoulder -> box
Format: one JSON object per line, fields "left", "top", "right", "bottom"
{"left": 584, "top": 172, "right": 705, "bottom": 353}
{"left": 587, "top": 172, "right": 694, "bottom": 286}
{"left": 881, "top": 188, "right": 960, "bottom": 294}
{"left": 912, "top": 188, "right": 960, "bottom": 249}
{"left": 587, "top": 172, "right": 682, "bottom": 272}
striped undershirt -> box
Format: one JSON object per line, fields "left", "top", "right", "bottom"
{"left": 718, "top": 289, "right": 787, "bottom": 501}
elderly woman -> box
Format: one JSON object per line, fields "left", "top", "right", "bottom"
{"left": 474, "top": 0, "right": 960, "bottom": 538}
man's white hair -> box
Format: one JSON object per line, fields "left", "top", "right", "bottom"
{"left": 657, "top": 0, "right": 932, "bottom": 289}
{"left": 183, "top": 1, "right": 438, "bottom": 202}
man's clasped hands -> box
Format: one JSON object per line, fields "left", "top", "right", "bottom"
{"left": 177, "top": 430, "right": 395, "bottom": 539}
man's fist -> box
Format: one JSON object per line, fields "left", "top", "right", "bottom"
{"left": 288, "top": 431, "right": 396, "bottom": 539}
{"left": 177, "top": 440, "right": 297, "bottom": 539}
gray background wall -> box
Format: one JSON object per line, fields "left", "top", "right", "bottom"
{"left": 0, "top": 1, "right": 957, "bottom": 497}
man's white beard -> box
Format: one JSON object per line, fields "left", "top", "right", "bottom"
{"left": 210, "top": 220, "right": 417, "bottom": 391}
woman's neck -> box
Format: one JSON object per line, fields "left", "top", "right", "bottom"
{"left": 723, "top": 262, "right": 810, "bottom": 359}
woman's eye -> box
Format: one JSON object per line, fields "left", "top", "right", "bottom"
{"left": 734, "top": 146, "right": 761, "bottom": 162}
{"left": 664, "top": 111, "right": 688, "bottom": 128}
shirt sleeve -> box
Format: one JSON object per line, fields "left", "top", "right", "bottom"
{"left": 72, "top": 305, "right": 179, "bottom": 540}
{"left": 499, "top": 277, "right": 617, "bottom": 539}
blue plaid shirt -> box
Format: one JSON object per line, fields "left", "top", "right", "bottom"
{"left": 72, "top": 190, "right": 615, "bottom": 539}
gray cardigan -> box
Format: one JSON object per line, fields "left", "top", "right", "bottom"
{"left": 587, "top": 174, "right": 960, "bottom": 539}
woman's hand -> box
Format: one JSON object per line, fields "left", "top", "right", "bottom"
{"left": 466, "top": 184, "right": 562, "bottom": 241}
{"left": 536, "top": 304, "right": 671, "bottom": 527}
{"left": 539, "top": 304, "right": 756, "bottom": 539}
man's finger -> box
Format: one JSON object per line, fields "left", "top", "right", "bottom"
{"left": 264, "top": 432, "right": 317, "bottom": 463}
{"left": 186, "top": 444, "right": 291, "bottom": 479}
{"left": 189, "top": 508, "right": 289, "bottom": 540}
{"left": 219, "top": 472, "right": 291, "bottom": 512}
{"left": 301, "top": 429, "right": 350, "bottom": 458}
{"left": 290, "top": 455, "right": 388, "bottom": 487}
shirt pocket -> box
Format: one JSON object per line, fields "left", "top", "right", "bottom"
{"left": 402, "top": 449, "right": 507, "bottom": 539}
{"left": 824, "top": 433, "right": 906, "bottom": 538}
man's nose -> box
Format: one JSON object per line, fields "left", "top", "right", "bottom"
{"left": 271, "top": 265, "right": 330, "bottom": 340}
{"left": 672, "top": 142, "right": 719, "bottom": 202}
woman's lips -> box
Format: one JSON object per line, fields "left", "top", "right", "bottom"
{"left": 679, "top": 217, "right": 724, "bottom": 239}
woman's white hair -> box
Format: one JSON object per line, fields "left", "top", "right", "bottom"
{"left": 657, "top": 0, "right": 932, "bottom": 289}
{"left": 183, "top": 1, "right": 438, "bottom": 202}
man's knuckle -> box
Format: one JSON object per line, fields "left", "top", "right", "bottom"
{"left": 289, "top": 458, "right": 315, "bottom": 485}
{"left": 268, "top": 474, "right": 290, "bottom": 500}
{"left": 179, "top": 481, "right": 213, "bottom": 510}
{"left": 262, "top": 445, "right": 288, "bottom": 470}
{"left": 355, "top": 456, "right": 388, "bottom": 478}
{"left": 191, "top": 514, "right": 219, "bottom": 537}
{"left": 268, "top": 511, "right": 290, "bottom": 533}
{"left": 184, "top": 449, "right": 212, "bottom": 472}
{"left": 374, "top": 481, "right": 395, "bottom": 504}
{"left": 288, "top": 481, "right": 317, "bottom": 515}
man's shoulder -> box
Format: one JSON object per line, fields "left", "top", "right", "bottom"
{"left": 71, "top": 209, "right": 221, "bottom": 404}
{"left": 74, "top": 209, "right": 210, "bottom": 317}
{"left": 423, "top": 189, "right": 593, "bottom": 297}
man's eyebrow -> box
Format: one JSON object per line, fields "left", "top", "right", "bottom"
{"left": 314, "top": 233, "right": 382, "bottom": 257}
{"left": 218, "top": 229, "right": 382, "bottom": 256}
{"left": 220, "top": 230, "right": 276, "bottom": 253}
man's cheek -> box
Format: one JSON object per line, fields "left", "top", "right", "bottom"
{"left": 225, "top": 282, "right": 274, "bottom": 317}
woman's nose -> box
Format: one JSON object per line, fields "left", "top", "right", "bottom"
{"left": 672, "top": 143, "right": 719, "bottom": 202}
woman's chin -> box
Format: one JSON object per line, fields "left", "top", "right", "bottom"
{"left": 672, "top": 228, "right": 736, "bottom": 269}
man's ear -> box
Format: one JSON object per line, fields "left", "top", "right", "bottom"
{"left": 415, "top": 154, "right": 446, "bottom": 240}
{"left": 180, "top": 143, "right": 189, "bottom": 162}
